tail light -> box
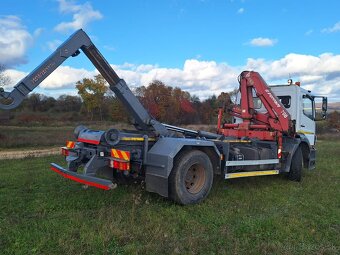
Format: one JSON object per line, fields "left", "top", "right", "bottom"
{"left": 110, "top": 159, "right": 130, "bottom": 171}
{"left": 61, "top": 147, "right": 69, "bottom": 156}
{"left": 278, "top": 147, "right": 282, "bottom": 159}
{"left": 110, "top": 148, "right": 131, "bottom": 171}
{"left": 61, "top": 141, "right": 75, "bottom": 156}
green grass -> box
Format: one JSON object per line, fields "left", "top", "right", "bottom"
{"left": 0, "top": 123, "right": 132, "bottom": 149}
{"left": 0, "top": 141, "right": 339, "bottom": 254}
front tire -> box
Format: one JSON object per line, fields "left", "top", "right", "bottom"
{"left": 169, "top": 150, "right": 213, "bottom": 205}
{"left": 288, "top": 146, "right": 303, "bottom": 182}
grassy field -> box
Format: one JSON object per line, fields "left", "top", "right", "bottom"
{"left": 0, "top": 123, "right": 131, "bottom": 149}
{"left": 0, "top": 141, "right": 339, "bottom": 254}
{"left": 0, "top": 124, "right": 215, "bottom": 150}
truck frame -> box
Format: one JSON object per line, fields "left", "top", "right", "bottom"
{"left": 0, "top": 29, "right": 327, "bottom": 204}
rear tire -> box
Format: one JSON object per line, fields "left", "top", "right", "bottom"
{"left": 288, "top": 146, "right": 303, "bottom": 182}
{"left": 169, "top": 150, "right": 213, "bottom": 205}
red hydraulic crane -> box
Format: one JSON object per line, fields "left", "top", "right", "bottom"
{"left": 217, "top": 71, "right": 294, "bottom": 157}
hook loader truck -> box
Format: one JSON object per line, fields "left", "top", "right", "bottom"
{"left": 0, "top": 29, "right": 327, "bottom": 204}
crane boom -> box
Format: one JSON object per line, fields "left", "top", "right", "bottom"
{"left": 0, "top": 29, "right": 168, "bottom": 135}
{"left": 218, "top": 71, "right": 294, "bottom": 141}
{"left": 237, "top": 71, "right": 292, "bottom": 133}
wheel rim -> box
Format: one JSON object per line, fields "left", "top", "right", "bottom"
{"left": 185, "top": 163, "right": 206, "bottom": 194}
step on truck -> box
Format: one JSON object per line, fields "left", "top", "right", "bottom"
{"left": 0, "top": 29, "right": 328, "bottom": 204}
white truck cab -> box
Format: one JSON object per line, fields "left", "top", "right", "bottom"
{"left": 270, "top": 84, "right": 326, "bottom": 145}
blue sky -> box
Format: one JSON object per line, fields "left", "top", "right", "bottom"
{"left": 1, "top": 0, "right": 340, "bottom": 101}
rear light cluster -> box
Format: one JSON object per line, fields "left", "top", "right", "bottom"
{"left": 110, "top": 149, "right": 131, "bottom": 171}
{"left": 61, "top": 141, "right": 76, "bottom": 156}
{"left": 61, "top": 147, "right": 69, "bottom": 156}
{"left": 66, "top": 141, "right": 75, "bottom": 149}
{"left": 110, "top": 160, "right": 130, "bottom": 171}
{"left": 61, "top": 141, "right": 131, "bottom": 171}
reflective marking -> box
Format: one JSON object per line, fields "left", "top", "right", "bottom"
{"left": 120, "top": 151, "right": 129, "bottom": 161}
{"left": 66, "top": 141, "right": 75, "bottom": 148}
{"left": 77, "top": 138, "right": 100, "bottom": 145}
{"left": 297, "top": 130, "right": 315, "bottom": 135}
{"left": 121, "top": 137, "right": 156, "bottom": 142}
{"left": 111, "top": 149, "right": 120, "bottom": 158}
{"left": 50, "top": 166, "right": 112, "bottom": 190}
{"left": 111, "top": 149, "right": 130, "bottom": 161}
{"left": 212, "top": 139, "right": 251, "bottom": 143}
{"left": 225, "top": 170, "right": 279, "bottom": 179}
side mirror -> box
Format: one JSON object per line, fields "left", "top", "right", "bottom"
{"left": 322, "top": 97, "right": 327, "bottom": 112}
{"left": 313, "top": 96, "right": 327, "bottom": 121}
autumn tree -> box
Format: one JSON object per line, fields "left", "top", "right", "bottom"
{"left": 199, "top": 95, "right": 217, "bottom": 124}
{"left": 173, "top": 87, "right": 196, "bottom": 124}
{"left": 136, "top": 80, "right": 198, "bottom": 124}
{"left": 327, "top": 111, "right": 340, "bottom": 129}
{"left": 103, "top": 89, "right": 129, "bottom": 123}
{"left": 55, "top": 95, "right": 82, "bottom": 112}
{"left": 76, "top": 74, "right": 108, "bottom": 120}
{"left": 24, "top": 93, "right": 43, "bottom": 112}
{"left": 137, "top": 80, "right": 174, "bottom": 122}
{"left": 216, "top": 92, "right": 234, "bottom": 124}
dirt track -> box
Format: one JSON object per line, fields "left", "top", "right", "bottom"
{"left": 0, "top": 148, "right": 60, "bottom": 160}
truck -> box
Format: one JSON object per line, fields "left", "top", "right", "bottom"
{"left": 0, "top": 29, "right": 328, "bottom": 205}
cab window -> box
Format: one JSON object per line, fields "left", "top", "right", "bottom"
{"left": 253, "top": 97, "right": 262, "bottom": 109}
{"left": 303, "top": 96, "right": 313, "bottom": 119}
{"left": 278, "top": 96, "right": 291, "bottom": 108}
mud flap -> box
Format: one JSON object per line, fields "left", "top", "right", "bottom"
{"left": 308, "top": 147, "right": 316, "bottom": 170}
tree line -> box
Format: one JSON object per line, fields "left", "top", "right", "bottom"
{"left": 2, "top": 74, "right": 237, "bottom": 125}
{"left": 1, "top": 70, "right": 339, "bottom": 131}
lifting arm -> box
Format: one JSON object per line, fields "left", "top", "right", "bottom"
{"left": 218, "top": 71, "right": 294, "bottom": 142}
{"left": 0, "top": 29, "right": 168, "bottom": 136}
{"left": 233, "top": 71, "right": 293, "bottom": 133}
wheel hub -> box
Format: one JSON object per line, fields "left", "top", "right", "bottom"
{"left": 185, "top": 163, "right": 206, "bottom": 194}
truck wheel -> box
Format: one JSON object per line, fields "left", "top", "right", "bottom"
{"left": 169, "top": 150, "right": 213, "bottom": 205}
{"left": 288, "top": 146, "right": 303, "bottom": 182}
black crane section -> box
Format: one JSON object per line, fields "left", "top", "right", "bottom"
{"left": 0, "top": 29, "right": 168, "bottom": 136}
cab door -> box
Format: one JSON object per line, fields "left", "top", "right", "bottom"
{"left": 299, "top": 95, "right": 315, "bottom": 145}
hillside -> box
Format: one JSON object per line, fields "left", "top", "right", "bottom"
{"left": 328, "top": 102, "right": 340, "bottom": 111}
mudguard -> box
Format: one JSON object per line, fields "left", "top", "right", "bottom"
{"left": 145, "top": 137, "right": 220, "bottom": 197}
{"left": 281, "top": 134, "right": 313, "bottom": 172}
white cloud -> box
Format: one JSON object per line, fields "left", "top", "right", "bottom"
{"left": 322, "top": 21, "right": 340, "bottom": 33}
{"left": 244, "top": 53, "right": 340, "bottom": 99}
{"left": 4, "top": 66, "right": 95, "bottom": 90}
{"left": 136, "top": 64, "right": 158, "bottom": 72}
{"left": 305, "top": 29, "right": 313, "bottom": 36}
{"left": 47, "top": 40, "right": 63, "bottom": 51}
{"left": 249, "top": 37, "right": 277, "bottom": 47}
{"left": 3, "top": 69, "right": 27, "bottom": 88}
{"left": 103, "top": 45, "right": 116, "bottom": 52}
{"left": 237, "top": 8, "right": 244, "bottom": 14}
{"left": 42, "top": 66, "right": 96, "bottom": 89}
{"left": 33, "top": 28, "right": 44, "bottom": 37}
{"left": 4, "top": 53, "right": 340, "bottom": 101}
{"left": 54, "top": 0, "right": 103, "bottom": 33}
{"left": 0, "top": 16, "right": 34, "bottom": 66}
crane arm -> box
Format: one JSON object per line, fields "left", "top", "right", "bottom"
{"left": 0, "top": 30, "right": 91, "bottom": 110}
{"left": 0, "top": 29, "right": 168, "bottom": 135}
{"left": 234, "top": 71, "right": 293, "bottom": 133}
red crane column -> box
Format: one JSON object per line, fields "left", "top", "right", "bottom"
{"left": 218, "top": 71, "right": 293, "bottom": 142}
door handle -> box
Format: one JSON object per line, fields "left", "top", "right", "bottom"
{"left": 301, "top": 125, "right": 305, "bottom": 127}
